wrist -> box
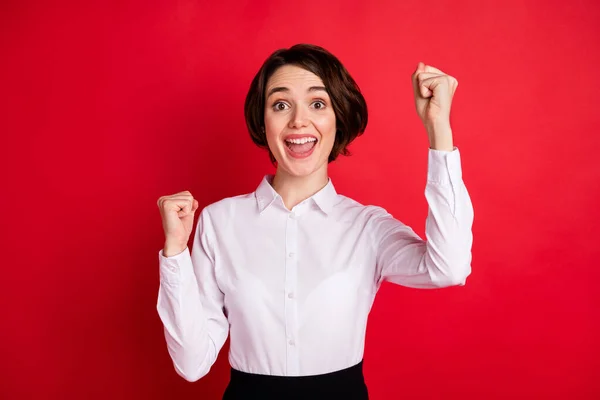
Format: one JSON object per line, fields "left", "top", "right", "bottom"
{"left": 426, "top": 121, "right": 453, "bottom": 151}
{"left": 163, "top": 241, "right": 187, "bottom": 257}
{"left": 429, "top": 137, "right": 454, "bottom": 151}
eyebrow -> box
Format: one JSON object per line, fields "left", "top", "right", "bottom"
{"left": 266, "top": 86, "right": 328, "bottom": 99}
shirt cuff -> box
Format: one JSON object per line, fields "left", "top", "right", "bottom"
{"left": 158, "top": 247, "right": 193, "bottom": 285}
{"left": 427, "top": 146, "right": 462, "bottom": 185}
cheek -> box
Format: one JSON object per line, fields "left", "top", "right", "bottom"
{"left": 317, "top": 112, "right": 337, "bottom": 141}
{"left": 263, "top": 114, "right": 280, "bottom": 144}
{"left": 264, "top": 113, "right": 287, "bottom": 135}
{"left": 265, "top": 131, "right": 279, "bottom": 151}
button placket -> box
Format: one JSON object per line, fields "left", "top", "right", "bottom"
{"left": 284, "top": 210, "right": 299, "bottom": 375}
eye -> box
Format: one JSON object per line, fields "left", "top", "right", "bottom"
{"left": 312, "top": 100, "right": 326, "bottom": 110}
{"left": 272, "top": 101, "right": 289, "bottom": 111}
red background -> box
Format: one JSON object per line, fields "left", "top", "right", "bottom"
{"left": 2, "top": 0, "right": 599, "bottom": 398}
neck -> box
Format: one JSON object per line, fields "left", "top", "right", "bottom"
{"left": 271, "top": 165, "right": 329, "bottom": 211}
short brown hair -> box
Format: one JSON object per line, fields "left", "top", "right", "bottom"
{"left": 244, "top": 43, "right": 368, "bottom": 164}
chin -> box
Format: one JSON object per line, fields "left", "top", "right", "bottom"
{"left": 277, "top": 149, "right": 327, "bottom": 178}
{"left": 284, "top": 165, "right": 320, "bottom": 178}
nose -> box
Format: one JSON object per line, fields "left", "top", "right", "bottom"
{"left": 288, "top": 105, "right": 309, "bottom": 129}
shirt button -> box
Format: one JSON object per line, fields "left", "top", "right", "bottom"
{"left": 289, "top": 339, "right": 295, "bottom": 346}
{"left": 288, "top": 252, "right": 295, "bottom": 258}
{"left": 289, "top": 212, "right": 296, "bottom": 219}
{"left": 288, "top": 292, "right": 295, "bottom": 299}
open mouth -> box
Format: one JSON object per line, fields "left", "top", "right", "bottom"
{"left": 284, "top": 137, "right": 318, "bottom": 155}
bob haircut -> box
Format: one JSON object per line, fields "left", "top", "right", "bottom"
{"left": 244, "top": 43, "right": 368, "bottom": 164}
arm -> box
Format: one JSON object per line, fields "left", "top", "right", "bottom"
{"left": 373, "top": 146, "right": 474, "bottom": 289}
{"left": 156, "top": 207, "right": 229, "bottom": 381}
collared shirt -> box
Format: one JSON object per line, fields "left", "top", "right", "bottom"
{"left": 156, "top": 146, "right": 474, "bottom": 381}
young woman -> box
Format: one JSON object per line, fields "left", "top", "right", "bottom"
{"left": 156, "top": 44, "right": 473, "bottom": 399}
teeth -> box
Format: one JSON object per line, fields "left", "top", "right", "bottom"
{"left": 285, "top": 137, "right": 317, "bottom": 144}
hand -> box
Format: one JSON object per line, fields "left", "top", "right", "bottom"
{"left": 157, "top": 191, "right": 199, "bottom": 255}
{"left": 411, "top": 62, "right": 458, "bottom": 146}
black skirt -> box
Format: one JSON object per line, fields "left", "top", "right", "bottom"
{"left": 222, "top": 360, "right": 369, "bottom": 400}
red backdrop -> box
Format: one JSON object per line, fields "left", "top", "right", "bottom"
{"left": 2, "top": 0, "right": 599, "bottom": 398}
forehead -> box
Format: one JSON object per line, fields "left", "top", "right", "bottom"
{"left": 266, "top": 65, "right": 324, "bottom": 90}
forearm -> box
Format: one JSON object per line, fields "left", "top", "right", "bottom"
{"left": 424, "top": 142, "right": 474, "bottom": 285}
{"left": 157, "top": 249, "right": 214, "bottom": 382}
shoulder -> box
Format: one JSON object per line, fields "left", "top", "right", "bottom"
{"left": 335, "top": 194, "right": 392, "bottom": 221}
{"left": 335, "top": 194, "right": 412, "bottom": 236}
{"left": 201, "top": 191, "right": 255, "bottom": 220}
{"left": 194, "top": 192, "right": 255, "bottom": 239}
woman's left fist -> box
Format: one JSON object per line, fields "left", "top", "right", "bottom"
{"left": 411, "top": 62, "right": 458, "bottom": 132}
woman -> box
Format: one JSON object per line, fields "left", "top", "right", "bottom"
{"left": 156, "top": 44, "right": 473, "bottom": 399}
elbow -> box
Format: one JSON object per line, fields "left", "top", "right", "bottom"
{"left": 178, "top": 371, "right": 205, "bottom": 383}
{"left": 174, "top": 360, "right": 211, "bottom": 382}
{"left": 432, "top": 262, "right": 471, "bottom": 288}
{"left": 162, "top": 326, "right": 224, "bottom": 383}
{"left": 434, "top": 273, "right": 469, "bottom": 288}
{"left": 169, "top": 342, "right": 214, "bottom": 382}
{"left": 448, "top": 264, "right": 471, "bottom": 287}
{"left": 177, "top": 369, "right": 201, "bottom": 383}
{"left": 442, "top": 250, "right": 472, "bottom": 287}
{"left": 451, "top": 273, "right": 469, "bottom": 287}
{"left": 424, "top": 239, "right": 473, "bottom": 288}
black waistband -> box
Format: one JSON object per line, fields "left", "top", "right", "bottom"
{"left": 222, "top": 360, "right": 368, "bottom": 400}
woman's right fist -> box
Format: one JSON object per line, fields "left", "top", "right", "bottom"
{"left": 157, "top": 191, "right": 199, "bottom": 255}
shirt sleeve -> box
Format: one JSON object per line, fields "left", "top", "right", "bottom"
{"left": 156, "top": 207, "right": 229, "bottom": 382}
{"left": 372, "top": 146, "right": 474, "bottom": 290}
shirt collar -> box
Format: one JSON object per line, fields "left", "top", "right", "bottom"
{"left": 255, "top": 175, "right": 337, "bottom": 215}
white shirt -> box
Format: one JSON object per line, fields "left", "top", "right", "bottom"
{"left": 156, "top": 146, "right": 474, "bottom": 381}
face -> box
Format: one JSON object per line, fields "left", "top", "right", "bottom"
{"left": 263, "top": 65, "right": 336, "bottom": 178}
